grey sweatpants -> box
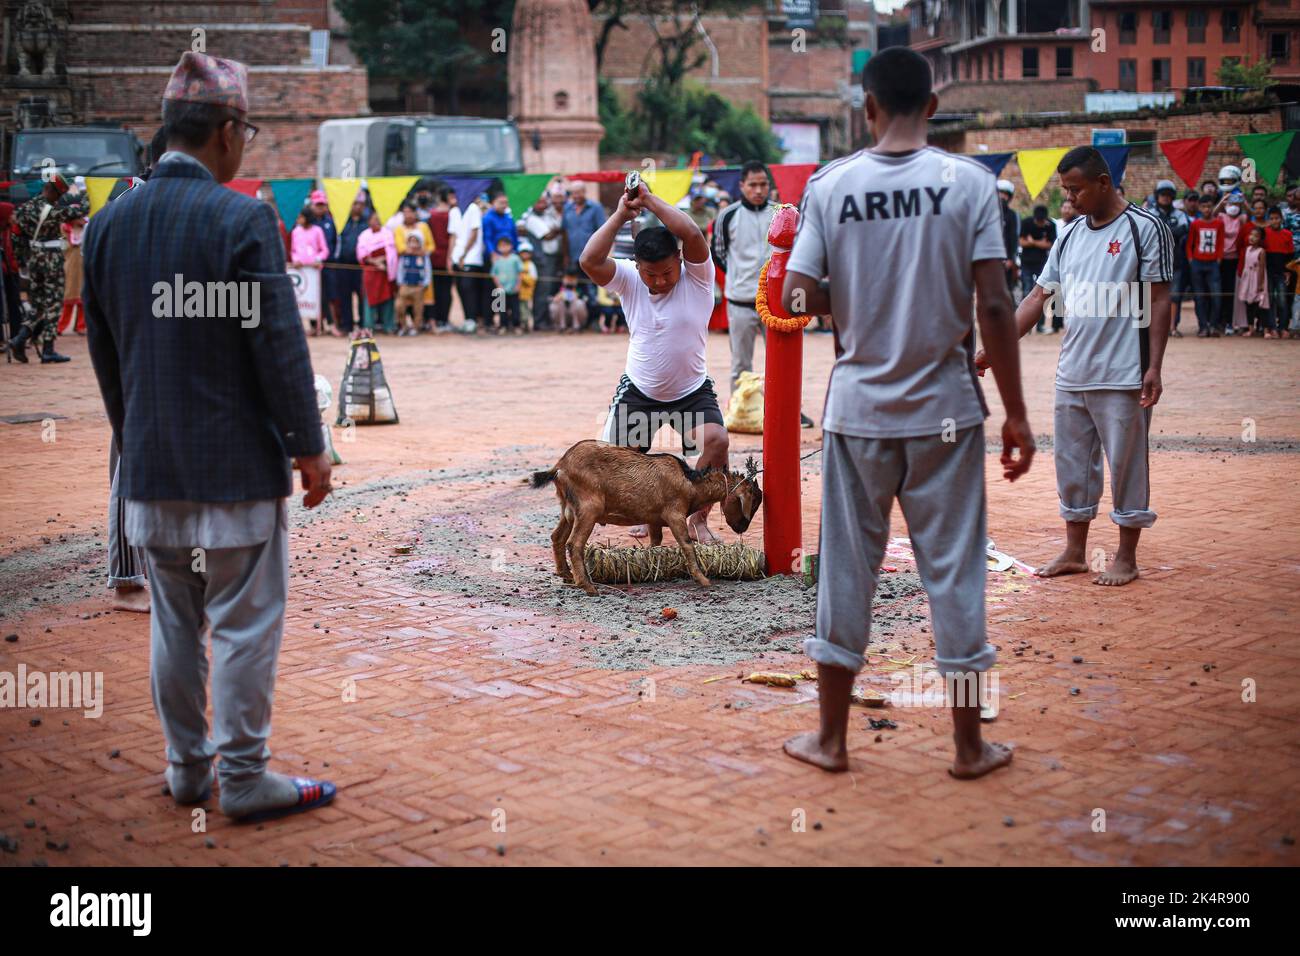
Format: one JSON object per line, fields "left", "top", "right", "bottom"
{"left": 726, "top": 300, "right": 765, "bottom": 393}
{"left": 107, "top": 440, "right": 146, "bottom": 588}
{"left": 807, "top": 425, "right": 994, "bottom": 676}
{"left": 1054, "top": 388, "right": 1156, "bottom": 528}
{"left": 143, "top": 512, "right": 288, "bottom": 792}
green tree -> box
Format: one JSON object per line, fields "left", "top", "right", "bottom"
{"left": 1217, "top": 57, "right": 1273, "bottom": 92}
{"left": 336, "top": 0, "right": 515, "bottom": 114}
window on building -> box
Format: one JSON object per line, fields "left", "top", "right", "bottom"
{"left": 1187, "top": 10, "right": 1206, "bottom": 43}
{"left": 1222, "top": 10, "right": 1241, "bottom": 44}
{"left": 554, "top": 91, "right": 569, "bottom": 111}
{"left": 1271, "top": 32, "right": 1291, "bottom": 63}
{"left": 1057, "top": 46, "right": 1073, "bottom": 78}
{"left": 1152, "top": 58, "right": 1171, "bottom": 91}
{"left": 1119, "top": 12, "right": 1137, "bottom": 44}
{"left": 1023, "top": 46, "right": 1039, "bottom": 78}
{"left": 309, "top": 29, "right": 330, "bottom": 67}
{"left": 1188, "top": 57, "right": 1206, "bottom": 86}
{"left": 1153, "top": 11, "right": 1172, "bottom": 44}
{"left": 1119, "top": 58, "right": 1137, "bottom": 92}
{"left": 1126, "top": 129, "right": 1157, "bottom": 158}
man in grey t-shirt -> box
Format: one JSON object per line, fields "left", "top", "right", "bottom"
{"left": 978, "top": 146, "right": 1171, "bottom": 587}
{"left": 781, "top": 47, "right": 1035, "bottom": 781}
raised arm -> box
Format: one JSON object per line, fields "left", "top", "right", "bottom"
{"left": 631, "top": 183, "right": 709, "bottom": 264}
{"left": 577, "top": 191, "right": 636, "bottom": 286}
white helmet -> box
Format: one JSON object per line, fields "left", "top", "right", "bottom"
{"left": 1218, "top": 165, "right": 1242, "bottom": 184}
{"left": 996, "top": 179, "right": 1014, "bottom": 196}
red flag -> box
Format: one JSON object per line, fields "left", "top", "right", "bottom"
{"left": 1159, "top": 137, "right": 1212, "bottom": 190}
{"left": 226, "top": 178, "right": 264, "bottom": 197}
{"left": 769, "top": 163, "right": 819, "bottom": 206}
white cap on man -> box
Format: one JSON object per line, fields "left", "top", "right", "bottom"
{"left": 996, "top": 179, "right": 1014, "bottom": 196}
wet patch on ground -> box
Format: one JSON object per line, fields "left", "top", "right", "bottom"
{"left": 407, "top": 484, "right": 929, "bottom": 670}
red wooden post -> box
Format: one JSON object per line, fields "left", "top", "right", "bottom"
{"left": 759, "top": 205, "right": 805, "bottom": 577}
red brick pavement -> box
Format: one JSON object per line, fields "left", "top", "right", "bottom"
{"left": 1, "top": 328, "right": 1298, "bottom": 866}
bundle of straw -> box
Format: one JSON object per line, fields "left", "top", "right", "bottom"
{"left": 583, "top": 542, "right": 767, "bottom": 584}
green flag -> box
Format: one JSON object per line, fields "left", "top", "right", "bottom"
{"left": 1236, "top": 131, "right": 1297, "bottom": 188}
{"left": 501, "top": 173, "right": 555, "bottom": 219}
{"left": 267, "top": 178, "right": 315, "bottom": 231}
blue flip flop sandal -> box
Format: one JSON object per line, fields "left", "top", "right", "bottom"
{"left": 235, "top": 777, "right": 336, "bottom": 824}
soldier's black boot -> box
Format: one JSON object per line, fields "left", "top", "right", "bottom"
{"left": 5, "top": 325, "right": 30, "bottom": 363}
{"left": 40, "top": 338, "right": 71, "bottom": 363}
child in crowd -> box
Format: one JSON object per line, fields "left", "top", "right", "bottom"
{"left": 1237, "top": 226, "right": 1274, "bottom": 337}
{"left": 594, "top": 284, "right": 624, "bottom": 334}
{"left": 490, "top": 235, "right": 523, "bottom": 335}
{"left": 1188, "top": 198, "right": 1225, "bottom": 337}
{"left": 517, "top": 239, "right": 538, "bottom": 333}
{"left": 1264, "top": 206, "right": 1294, "bottom": 331}
{"left": 58, "top": 214, "right": 87, "bottom": 335}
{"left": 549, "top": 270, "right": 588, "bottom": 334}
{"left": 395, "top": 232, "right": 431, "bottom": 337}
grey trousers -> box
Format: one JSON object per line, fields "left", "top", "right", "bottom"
{"left": 143, "top": 512, "right": 288, "bottom": 790}
{"left": 726, "top": 300, "right": 765, "bottom": 394}
{"left": 107, "top": 439, "right": 146, "bottom": 588}
{"left": 807, "top": 425, "right": 994, "bottom": 676}
{"left": 1054, "top": 388, "right": 1156, "bottom": 528}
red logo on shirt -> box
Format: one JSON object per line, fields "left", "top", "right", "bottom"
{"left": 1107, "top": 240, "right": 1122, "bottom": 257}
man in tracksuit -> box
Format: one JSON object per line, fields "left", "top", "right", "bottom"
{"left": 712, "top": 161, "right": 777, "bottom": 395}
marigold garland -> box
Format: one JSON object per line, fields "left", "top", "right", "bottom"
{"left": 755, "top": 259, "right": 814, "bottom": 332}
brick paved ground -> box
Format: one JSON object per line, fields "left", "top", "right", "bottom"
{"left": 1, "top": 324, "right": 1298, "bottom": 866}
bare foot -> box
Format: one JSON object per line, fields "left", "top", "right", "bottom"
{"left": 1035, "top": 552, "right": 1089, "bottom": 578}
{"left": 629, "top": 524, "right": 648, "bottom": 539}
{"left": 112, "top": 586, "right": 151, "bottom": 613}
{"left": 687, "top": 517, "right": 720, "bottom": 544}
{"left": 783, "top": 731, "right": 849, "bottom": 773}
{"left": 949, "top": 741, "right": 1014, "bottom": 780}
{"left": 1094, "top": 556, "right": 1139, "bottom": 586}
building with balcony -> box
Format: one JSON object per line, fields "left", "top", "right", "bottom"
{"left": 905, "top": 0, "right": 1300, "bottom": 114}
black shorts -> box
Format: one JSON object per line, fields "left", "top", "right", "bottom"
{"left": 601, "top": 373, "right": 725, "bottom": 455}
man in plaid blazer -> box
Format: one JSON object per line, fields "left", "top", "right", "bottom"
{"left": 83, "top": 52, "right": 337, "bottom": 824}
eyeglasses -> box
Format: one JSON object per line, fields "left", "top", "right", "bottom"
{"left": 229, "top": 118, "right": 259, "bottom": 144}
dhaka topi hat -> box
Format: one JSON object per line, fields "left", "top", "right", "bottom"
{"left": 163, "top": 52, "right": 249, "bottom": 114}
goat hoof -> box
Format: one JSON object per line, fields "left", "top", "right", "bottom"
{"left": 694, "top": 577, "right": 712, "bottom": 588}
{"left": 581, "top": 585, "right": 598, "bottom": 596}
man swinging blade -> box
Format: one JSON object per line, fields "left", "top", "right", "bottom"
{"left": 779, "top": 47, "right": 1035, "bottom": 780}
{"left": 581, "top": 173, "right": 731, "bottom": 545}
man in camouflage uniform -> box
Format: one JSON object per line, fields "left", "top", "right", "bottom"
{"left": 7, "top": 174, "right": 89, "bottom": 363}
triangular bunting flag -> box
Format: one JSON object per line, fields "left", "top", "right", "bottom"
{"left": 226, "top": 178, "right": 263, "bottom": 198}
{"left": 1159, "top": 137, "right": 1212, "bottom": 190}
{"left": 323, "top": 178, "right": 363, "bottom": 233}
{"left": 1095, "top": 144, "right": 1132, "bottom": 184}
{"left": 84, "top": 177, "right": 120, "bottom": 217}
{"left": 1236, "top": 131, "right": 1298, "bottom": 189}
{"left": 971, "top": 152, "right": 1013, "bottom": 177}
{"left": 770, "top": 163, "right": 819, "bottom": 205}
{"left": 267, "top": 178, "right": 315, "bottom": 231}
{"left": 707, "top": 168, "right": 743, "bottom": 200}
{"left": 442, "top": 177, "right": 494, "bottom": 212}
{"left": 1016, "top": 147, "right": 1068, "bottom": 199}
{"left": 367, "top": 176, "right": 419, "bottom": 225}
{"left": 500, "top": 173, "right": 555, "bottom": 217}
{"left": 645, "top": 168, "right": 694, "bottom": 206}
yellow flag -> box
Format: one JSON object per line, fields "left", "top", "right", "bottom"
{"left": 323, "top": 178, "right": 363, "bottom": 231}
{"left": 85, "top": 177, "right": 119, "bottom": 218}
{"left": 368, "top": 176, "right": 418, "bottom": 225}
{"left": 1016, "top": 147, "right": 1068, "bottom": 200}
{"left": 645, "top": 168, "right": 694, "bottom": 207}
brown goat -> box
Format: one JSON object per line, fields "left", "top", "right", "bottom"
{"left": 530, "top": 440, "right": 763, "bottom": 595}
